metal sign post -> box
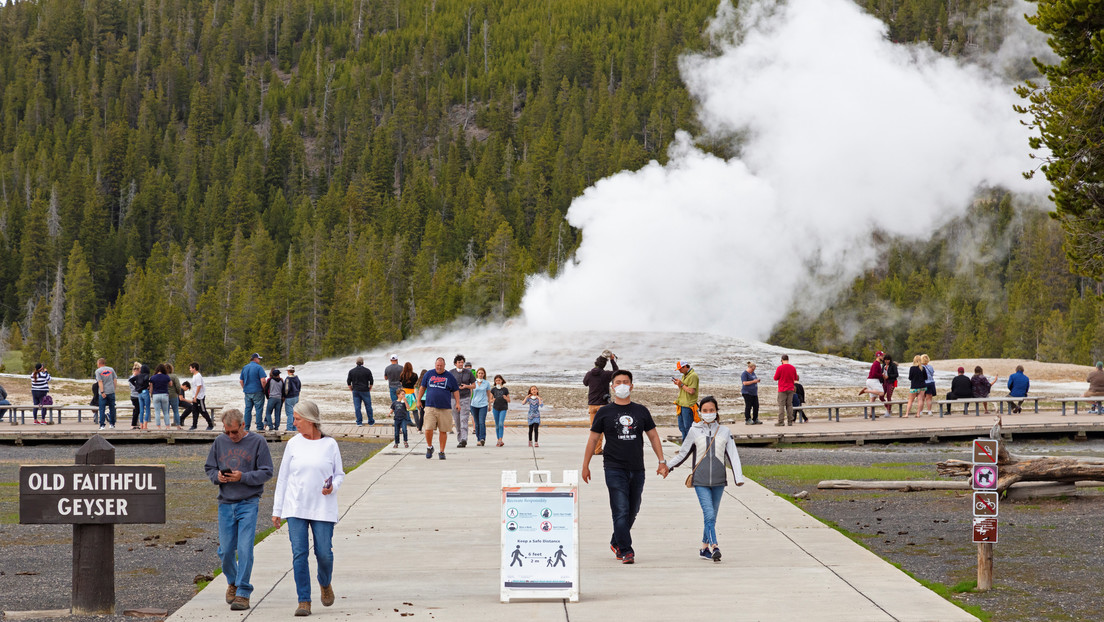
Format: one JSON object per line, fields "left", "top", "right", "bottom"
{"left": 500, "top": 470, "right": 579, "bottom": 603}
{"left": 971, "top": 438, "right": 999, "bottom": 591}
{"left": 19, "top": 436, "right": 166, "bottom": 614}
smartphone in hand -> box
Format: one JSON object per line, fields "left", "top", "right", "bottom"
{"left": 324, "top": 476, "right": 333, "bottom": 488}
{"left": 220, "top": 468, "right": 232, "bottom": 475}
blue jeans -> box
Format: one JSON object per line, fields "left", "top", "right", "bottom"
{"left": 287, "top": 517, "right": 335, "bottom": 603}
{"left": 604, "top": 468, "right": 645, "bottom": 555}
{"left": 388, "top": 385, "right": 400, "bottom": 404}
{"left": 492, "top": 408, "right": 508, "bottom": 440}
{"left": 393, "top": 414, "right": 409, "bottom": 443}
{"left": 169, "top": 395, "right": 180, "bottom": 426}
{"left": 217, "top": 498, "right": 260, "bottom": 598}
{"left": 32, "top": 389, "right": 48, "bottom": 420}
{"left": 139, "top": 390, "right": 151, "bottom": 423}
{"left": 352, "top": 391, "right": 374, "bottom": 425}
{"left": 677, "top": 406, "right": 694, "bottom": 441}
{"left": 243, "top": 392, "right": 265, "bottom": 430}
{"left": 694, "top": 485, "right": 725, "bottom": 546}
{"left": 98, "top": 393, "right": 117, "bottom": 426}
{"left": 284, "top": 396, "right": 299, "bottom": 431}
{"left": 152, "top": 393, "right": 170, "bottom": 426}
{"left": 471, "top": 405, "right": 488, "bottom": 441}
{"left": 265, "top": 397, "right": 283, "bottom": 429}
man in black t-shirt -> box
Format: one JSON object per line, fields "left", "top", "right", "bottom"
{"left": 582, "top": 369, "right": 669, "bottom": 565}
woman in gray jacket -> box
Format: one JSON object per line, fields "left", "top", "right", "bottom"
{"left": 667, "top": 396, "right": 744, "bottom": 562}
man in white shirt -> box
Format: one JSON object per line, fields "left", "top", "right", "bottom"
{"left": 189, "top": 362, "right": 213, "bottom": 430}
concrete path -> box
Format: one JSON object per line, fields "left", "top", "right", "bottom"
{"left": 168, "top": 428, "right": 976, "bottom": 621}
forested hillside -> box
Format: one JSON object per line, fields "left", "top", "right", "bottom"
{"left": 0, "top": 0, "right": 1055, "bottom": 376}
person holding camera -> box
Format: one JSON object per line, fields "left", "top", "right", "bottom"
{"left": 582, "top": 351, "right": 618, "bottom": 455}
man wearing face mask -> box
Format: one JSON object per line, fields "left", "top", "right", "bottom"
{"left": 582, "top": 369, "right": 669, "bottom": 565}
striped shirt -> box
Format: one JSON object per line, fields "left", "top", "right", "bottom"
{"left": 31, "top": 372, "right": 51, "bottom": 392}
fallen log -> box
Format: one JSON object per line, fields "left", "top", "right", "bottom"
{"left": 936, "top": 450, "right": 1104, "bottom": 492}
{"left": 817, "top": 479, "right": 1104, "bottom": 492}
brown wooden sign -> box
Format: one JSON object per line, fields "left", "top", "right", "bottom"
{"left": 19, "top": 465, "right": 166, "bottom": 525}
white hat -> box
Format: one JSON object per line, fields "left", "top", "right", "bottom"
{"left": 390, "top": 354, "right": 398, "bottom": 361}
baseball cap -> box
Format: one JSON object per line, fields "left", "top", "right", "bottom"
{"left": 271, "top": 367, "right": 281, "bottom": 375}
{"left": 957, "top": 367, "right": 965, "bottom": 373}
{"left": 251, "top": 352, "right": 263, "bottom": 360}
{"left": 390, "top": 354, "right": 398, "bottom": 361}
{"left": 287, "top": 365, "right": 295, "bottom": 371}
{"left": 875, "top": 351, "right": 884, "bottom": 358}
{"left": 677, "top": 360, "right": 691, "bottom": 370}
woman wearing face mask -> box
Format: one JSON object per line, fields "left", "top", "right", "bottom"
{"left": 666, "top": 396, "right": 744, "bottom": 562}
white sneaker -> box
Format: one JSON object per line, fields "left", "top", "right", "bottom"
{"left": 109, "top": 424, "right": 115, "bottom": 429}
{"left": 99, "top": 425, "right": 105, "bottom": 430}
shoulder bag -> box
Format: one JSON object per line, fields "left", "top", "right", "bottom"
{"left": 684, "top": 433, "right": 717, "bottom": 488}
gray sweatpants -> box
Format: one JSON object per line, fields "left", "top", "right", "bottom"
{"left": 453, "top": 396, "right": 471, "bottom": 442}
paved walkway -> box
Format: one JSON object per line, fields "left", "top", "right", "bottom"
{"left": 168, "top": 428, "right": 976, "bottom": 621}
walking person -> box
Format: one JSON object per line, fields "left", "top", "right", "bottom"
{"left": 204, "top": 408, "right": 274, "bottom": 611}
{"left": 471, "top": 368, "right": 493, "bottom": 446}
{"left": 30, "top": 363, "right": 51, "bottom": 425}
{"left": 773, "top": 355, "right": 799, "bottom": 426}
{"left": 94, "top": 358, "right": 118, "bottom": 430}
{"left": 741, "top": 361, "right": 761, "bottom": 425}
{"left": 415, "top": 369, "right": 428, "bottom": 432}
{"left": 390, "top": 390, "right": 411, "bottom": 448}
{"left": 416, "top": 357, "right": 461, "bottom": 460}
{"left": 189, "top": 362, "right": 213, "bottom": 430}
{"left": 271, "top": 401, "right": 344, "bottom": 617}
{"left": 283, "top": 365, "right": 302, "bottom": 431}
{"left": 449, "top": 354, "right": 476, "bottom": 448}
{"left": 180, "top": 381, "right": 198, "bottom": 427}
{"left": 399, "top": 363, "right": 419, "bottom": 430}
{"left": 904, "top": 355, "right": 926, "bottom": 418}
{"left": 491, "top": 375, "right": 511, "bottom": 447}
{"left": 524, "top": 386, "right": 544, "bottom": 447}
{"left": 264, "top": 368, "right": 285, "bottom": 431}
{"left": 666, "top": 396, "right": 744, "bottom": 562}
{"left": 149, "top": 364, "right": 174, "bottom": 430}
{"left": 167, "top": 363, "right": 184, "bottom": 429}
{"left": 921, "top": 354, "right": 936, "bottom": 416}
{"left": 673, "top": 360, "right": 699, "bottom": 441}
{"left": 346, "top": 357, "right": 374, "bottom": 426}
{"left": 239, "top": 353, "right": 267, "bottom": 430}
{"left": 581, "top": 369, "right": 669, "bottom": 564}
{"left": 583, "top": 352, "right": 618, "bottom": 455}
{"left": 383, "top": 355, "right": 403, "bottom": 404}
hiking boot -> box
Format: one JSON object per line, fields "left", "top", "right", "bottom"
{"left": 621, "top": 552, "right": 635, "bottom": 564}
{"left": 230, "top": 596, "right": 250, "bottom": 610}
{"left": 712, "top": 547, "right": 722, "bottom": 562}
{"left": 225, "top": 585, "right": 237, "bottom": 604}
{"left": 294, "top": 601, "right": 311, "bottom": 616}
{"left": 699, "top": 547, "right": 712, "bottom": 560}
{"left": 426, "top": 447, "right": 434, "bottom": 459}
{"left": 320, "top": 584, "right": 335, "bottom": 606}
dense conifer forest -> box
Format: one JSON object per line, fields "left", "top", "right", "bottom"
{"left": 0, "top": 0, "right": 1086, "bottom": 375}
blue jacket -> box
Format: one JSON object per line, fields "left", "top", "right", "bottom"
{"left": 1007, "top": 372, "right": 1030, "bottom": 397}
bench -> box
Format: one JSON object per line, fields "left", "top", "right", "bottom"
{"left": 2, "top": 403, "right": 223, "bottom": 426}
{"left": 935, "top": 396, "right": 1040, "bottom": 417}
{"left": 1054, "top": 397, "right": 1104, "bottom": 416}
{"left": 798, "top": 400, "right": 908, "bottom": 422}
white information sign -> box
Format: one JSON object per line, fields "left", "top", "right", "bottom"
{"left": 501, "top": 470, "right": 579, "bottom": 603}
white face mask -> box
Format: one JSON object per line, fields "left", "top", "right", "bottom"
{"left": 613, "top": 384, "right": 631, "bottom": 399}
{"left": 700, "top": 411, "right": 717, "bottom": 423}
{"left": 495, "top": 383, "right": 502, "bottom": 388}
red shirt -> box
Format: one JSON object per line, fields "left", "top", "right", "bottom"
{"left": 868, "top": 361, "right": 883, "bottom": 380}
{"left": 774, "top": 364, "right": 798, "bottom": 392}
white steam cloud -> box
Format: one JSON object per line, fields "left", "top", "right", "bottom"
{"left": 521, "top": 0, "right": 1046, "bottom": 339}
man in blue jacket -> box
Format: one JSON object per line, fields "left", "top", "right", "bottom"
{"left": 1007, "top": 365, "right": 1030, "bottom": 413}
{"left": 239, "top": 353, "right": 267, "bottom": 430}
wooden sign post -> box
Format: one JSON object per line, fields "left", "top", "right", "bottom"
{"left": 19, "top": 436, "right": 166, "bottom": 615}
{"left": 971, "top": 438, "right": 999, "bottom": 591}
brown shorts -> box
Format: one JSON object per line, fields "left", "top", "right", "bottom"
{"left": 423, "top": 407, "right": 454, "bottom": 433}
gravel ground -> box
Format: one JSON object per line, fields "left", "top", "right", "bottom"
{"left": 741, "top": 438, "right": 1104, "bottom": 622}
{"left": 0, "top": 438, "right": 385, "bottom": 621}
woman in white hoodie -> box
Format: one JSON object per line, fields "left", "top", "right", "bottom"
{"left": 272, "top": 401, "right": 345, "bottom": 617}
{"left": 667, "top": 396, "right": 744, "bottom": 562}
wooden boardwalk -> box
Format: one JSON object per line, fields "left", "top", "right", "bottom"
{"left": 4, "top": 408, "right": 1104, "bottom": 445}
